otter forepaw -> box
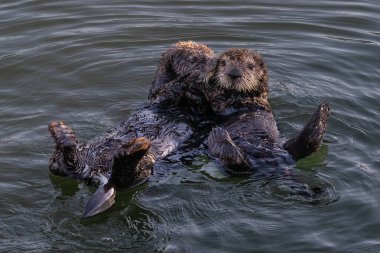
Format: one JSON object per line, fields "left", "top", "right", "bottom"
{"left": 208, "top": 127, "right": 253, "bottom": 173}
{"left": 185, "top": 90, "right": 203, "bottom": 105}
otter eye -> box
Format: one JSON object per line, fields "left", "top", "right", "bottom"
{"left": 219, "top": 60, "right": 226, "bottom": 67}
{"left": 247, "top": 63, "right": 255, "bottom": 70}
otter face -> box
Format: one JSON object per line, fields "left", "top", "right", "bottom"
{"left": 170, "top": 41, "right": 216, "bottom": 83}
{"left": 213, "top": 48, "right": 268, "bottom": 93}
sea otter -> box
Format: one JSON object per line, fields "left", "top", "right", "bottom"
{"left": 48, "top": 41, "right": 216, "bottom": 218}
{"left": 205, "top": 48, "right": 330, "bottom": 175}
{"left": 149, "top": 41, "right": 214, "bottom": 105}
{"left": 149, "top": 41, "right": 217, "bottom": 122}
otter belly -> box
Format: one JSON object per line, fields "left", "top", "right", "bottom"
{"left": 208, "top": 109, "right": 294, "bottom": 175}
{"left": 75, "top": 105, "right": 194, "bottom": 185}
{"left": 49, "top": 104, "right": 196, "bottom": 218}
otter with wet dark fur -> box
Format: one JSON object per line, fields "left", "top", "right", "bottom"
{"left": 48, "top": 106, "right": 194, "bottom": 218}
{"left": 48, "top": 41, "right": 215, "bottom": 218}
{"left": 206, "top": 48, "right": 330, "bottom": 174}
{"left": 149, "top": 41, "right": 217, "bottom": 121}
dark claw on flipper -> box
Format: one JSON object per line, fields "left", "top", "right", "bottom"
{"left": 208, "top": 127, "right": 253, "bottom": 174}
{"left": 111, "top": 137, "right": 152, "bottom": 187}
{"left": 82, "top": 182, "right": 116, "bottom": 219}
{"left": 284, "top": 103, "right": 330, "bottom": 160}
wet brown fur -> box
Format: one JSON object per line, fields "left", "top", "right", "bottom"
{"left": 149, "top": 41, "right": 215, "bottom": 105}
{"left": 206, "top": 48, "right": 330, "bottom": 176}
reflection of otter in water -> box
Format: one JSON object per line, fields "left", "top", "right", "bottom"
{"left": 48, "top": 41, "right": 215, "bottom": 218}
{"left": 206, "top": 48, "right": 330, "bottom": 175}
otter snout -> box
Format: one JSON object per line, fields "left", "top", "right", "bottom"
{"left": 227, "top": 68, "right": 241, "bottom": 80}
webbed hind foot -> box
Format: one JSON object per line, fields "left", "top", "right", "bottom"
{"left": 208, "top": 127, "right": 253, "bottom": 174}
{"left": 111, "top": 137, "right": 152, "bottom": 187}
{"left": 49, "top": 121, "right": 78, "bottom": 148}
{"left": 48, "top": 121, "right": 79, "bottom": 176}
{"left": 82, "top": 137, "right": 152, "bottom": 219}
{"left": 284, "top": 103, "right": 330, "bottom": 160}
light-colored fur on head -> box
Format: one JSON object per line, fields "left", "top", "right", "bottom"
{"left": 170, "top": 41, "right": 216, "bottom": 83}
{"left": 150, "top": 41, "right": 215, "bottom": 96}
{"left": 213, "top": 48, "right": 268, "bottom": 94}
{"left": 148, "top": 41, "right": 217, "bottom": 105}
{"left": 202, "top": 48, "right": 271, "bottom": 113}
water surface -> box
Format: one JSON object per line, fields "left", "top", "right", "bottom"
{"left": 0, "top": 1, "right": 379, "bottom": 252}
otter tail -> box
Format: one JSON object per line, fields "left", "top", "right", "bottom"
{"left": 82, "top": 137, "right": 152, "bottom": 219}
{"left": 284, "top": 103, "right": 330, "bottom": 161}
{"left": 208, "top": 127, "right": 253, "bottom": 175}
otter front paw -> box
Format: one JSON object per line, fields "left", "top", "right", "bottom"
{"left": 208, "top": 127, "right": 253, "bottom": 174}
{"left": 184, "top": 90, "right": 204, "bottom": 105}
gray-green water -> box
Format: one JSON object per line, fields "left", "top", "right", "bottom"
{"left": 1, "top": 1, "right": 379, "bottom": 252}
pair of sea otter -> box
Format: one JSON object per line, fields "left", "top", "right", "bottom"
{"left": 48, "top": 41, "right": 330, "bottom": 218}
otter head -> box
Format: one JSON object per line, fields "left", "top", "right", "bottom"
{"left": 204, "top": 48, "right": 271, "bottom": 114}
{"left": 166, "top": 41, "right": 216, "bottom": 83}
{"left": 149, "top": 41, "right": 216, "bottom": 105}
{"left": 212, "top": 48, "right": 268, "bottom": 95}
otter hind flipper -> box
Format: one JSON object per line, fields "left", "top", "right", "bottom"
{"left": 284, "top": 103, "right": 330, "bottom": 160}
{"left": 82, "top": 137, "right": 152, "bottom": 219}
{"left": 48, "top": 121, "right": 78, "bottom": 148}
{"left": 111, "top": 137, "right": 152, "bottom": 187}
{"left": 48, "top": 121, "right": 79, "bottom": 175}
{"left": 208, "top": 127, "right": 253, "bottom": 174}
{"left": 82, "top": 181, "right": 116, "bottom": 219}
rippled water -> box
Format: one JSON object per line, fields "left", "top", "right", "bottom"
{"left": 1, "top": 1, "right": 379, "bottom": 252}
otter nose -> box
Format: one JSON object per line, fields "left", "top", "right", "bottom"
{"left": 227, "top": 69, "right": 241, "bottom": 80}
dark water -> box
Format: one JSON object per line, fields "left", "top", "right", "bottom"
{"left": 1, "top": 1, "right": 379, "bottom": 252}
